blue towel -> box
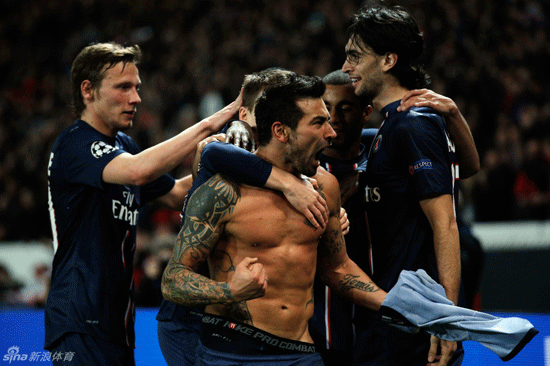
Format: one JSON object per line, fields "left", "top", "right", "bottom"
{"left": 379, "top": 269, "right": 538, "bottom": 361}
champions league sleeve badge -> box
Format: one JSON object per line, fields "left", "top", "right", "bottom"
{"left": 91, "top": 141, "right": 119, "bottom": 158}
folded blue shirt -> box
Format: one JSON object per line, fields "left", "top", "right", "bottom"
{"left": 379, "top": 269, "right": 538, "bottom": 361}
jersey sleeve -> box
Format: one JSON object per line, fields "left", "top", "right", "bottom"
{"left": 55, "top": 130, "right": 125, "bottom": 189}
{"left": 200, "top": 141, "right": 272, "bottom": 187}
{"left": 140, "top": 174, "right": 176, "bottom": 205}
{"left": 395, "top": 111, "right": 454, "bottom": 200}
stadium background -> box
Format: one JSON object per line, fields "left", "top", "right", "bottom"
{"left": 0, "top": 0, "right": 549, "bottom": 364}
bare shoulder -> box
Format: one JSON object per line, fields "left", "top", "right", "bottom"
{"left": 185, "top": 173, "right": 241, "bottom": 221}
{"left": 313, "top": 166, "right": 339, "bottom": 189}
{"left": 313, "top": 167, "right": 341, "bottom": 214}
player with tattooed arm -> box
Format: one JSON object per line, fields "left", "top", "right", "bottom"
{"left": 161, "top": 74, "right": 386, "bottom": 365}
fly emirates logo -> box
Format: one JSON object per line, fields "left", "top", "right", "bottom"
{"left": 112, "top": 191, "right": 139, "bottom": 225}
{"left": 365, "top": 185, "right": 381, "bottom": 203}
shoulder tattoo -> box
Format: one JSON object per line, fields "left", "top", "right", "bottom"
{"left": 161, "top": 175, "right": 240, "bottom": 306}
{"left": 173, "top": 175, "right": 240, "bottom": 265}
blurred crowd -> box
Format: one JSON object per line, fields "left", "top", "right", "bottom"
{"left": 0, "top": 0, "right": 549, "bottom": 307}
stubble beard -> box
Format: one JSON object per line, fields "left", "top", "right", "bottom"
{"left": 284, "top": 144, "right": 317, "bottom": 178}
{"left": 356, "top": 71, "right": 384, "bottom": 104}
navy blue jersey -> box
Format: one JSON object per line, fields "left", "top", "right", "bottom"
{"left": 45, "top": 120, "right": 175, "bottom": 349}
{"left": 157, "top": 141, "right": 272, "bottom": 322}
{"left": 364, "top": 100, "right": 459, "bottom": 292}
{"left": 354, "top": 103, "right": 462, "bottom": 366}
{"left": 318, "top": 128, "right": 375, "bottom": 179}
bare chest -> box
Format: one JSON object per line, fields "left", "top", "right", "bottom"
{"left": 224, "top": 186, "right": 323, "bottom": 248}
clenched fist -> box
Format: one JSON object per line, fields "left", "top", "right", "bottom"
{"left": 228, "top": 257, "right": 268, "bottom": 302}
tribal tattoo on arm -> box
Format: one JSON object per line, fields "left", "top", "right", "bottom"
{"left": 161, "top": 175, "right": 240, "bottom": 306}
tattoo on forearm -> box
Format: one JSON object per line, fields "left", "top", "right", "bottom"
{"left": 162, "top": 175, "right": 240, "bottom": 306}
{"left": 162, "top": 262, "right": 234, "bottom": 305}
{"left": 339, "top": 274, "right": 380, "bottom": 293}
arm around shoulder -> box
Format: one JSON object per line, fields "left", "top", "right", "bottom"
{"left": 444, "top": 105, "right": 480, "bottom": 178}
{"left": 197, "top": 141, "right": 329, "bottom": 229}
{"left": 398, "top": 89, "right": 480, "bottom": 178}
{"left": 103, "top": 92, "right": 242, "bottom": 186}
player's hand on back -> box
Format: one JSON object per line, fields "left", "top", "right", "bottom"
{"left": 340, "top": 207, "right": 350, "bottom": 235}
{"left": 226, "top": 120, "right": 257, "bottom": 152}
{"left": 397, "top": 89, "right": 457, "bottom": 117}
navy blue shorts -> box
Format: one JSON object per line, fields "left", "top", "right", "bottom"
{"left": 157, "top": 311, "right": 203, "bottom": 366}
{"left": 195, "top": 313, "right": 324, "bottom": 365}
{"left": 46, "top": 332, "right": 134, "bottom": 366}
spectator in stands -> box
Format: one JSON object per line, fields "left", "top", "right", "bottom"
{"left": 514, "top": 138, "right": 550, "bottom": 220}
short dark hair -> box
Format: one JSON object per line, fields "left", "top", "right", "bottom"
{"left": 241, "top": 68, "right": 295, "bottom": 112}
{"left": 346, "top": 3, "right": 430, "bottom": 89}
{"left": 71, "top": 42, "right": 142, "bottom": 117}
{"left": 322, "top": 70, "right": 371, "bottom": 108}
{"left": 255, "top": 74, "right": 326, "bottom": 146}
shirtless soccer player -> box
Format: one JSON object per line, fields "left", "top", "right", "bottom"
{"left": 161, "top": 74, "right": 386, "bottom": 365}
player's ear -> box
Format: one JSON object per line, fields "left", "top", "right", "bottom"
{"left": 362, "top": 105, "right": 373, "bottom": 123}
{"left": 272, "top": 121, "right": 289, "bottom": 143}
{"left": 81, "top": 80, "right": 94, "bottom": 101}
{"left": 382, "top": 52, "right": 398, "bottom": 72}
{"left": 238, "top": 106, "right": 249, "bottom": 122}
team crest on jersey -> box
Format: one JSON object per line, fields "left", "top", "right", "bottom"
{"left": 91, "top": 141, "right": 118, "bottom": 158}
{"left": 409, "top": 159, "right": 433, "bottom": 174}
{"left": 373, "top": 135, "right": 382, "bottom": 153}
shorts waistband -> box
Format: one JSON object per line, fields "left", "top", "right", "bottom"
{"left": 200, "top": 313, "right": 316, "bottom": 355}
